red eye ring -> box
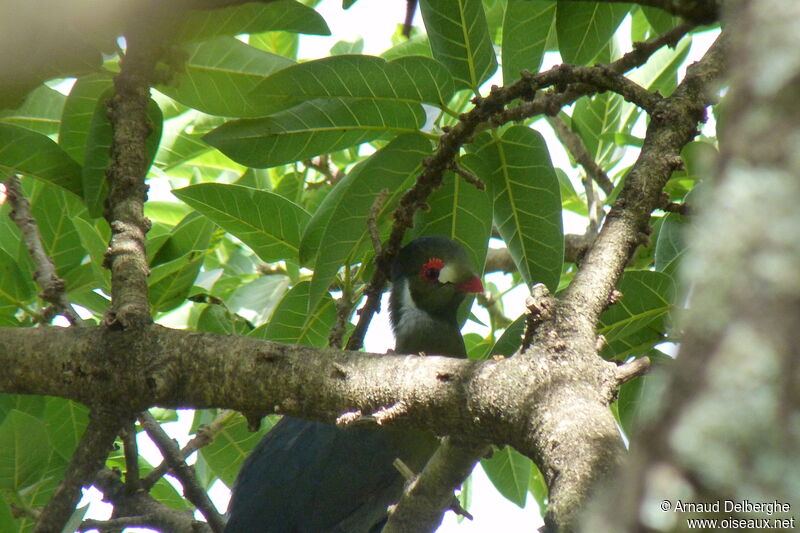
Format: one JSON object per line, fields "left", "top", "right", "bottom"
{"left": 420, "top": 258, "right": 444, "bottom": 282}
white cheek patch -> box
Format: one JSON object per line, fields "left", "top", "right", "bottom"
{"left": 396, "top": 280, "right": 428, "bottom": 341}
{"left": 438, "top": 262, "right": 458, "bottom": 284}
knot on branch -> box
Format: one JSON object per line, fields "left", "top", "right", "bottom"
{"left": 522, "top": 284, "right": 555, "bottom": 351}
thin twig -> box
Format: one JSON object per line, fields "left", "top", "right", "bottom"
{"left": 303, "top": 154, "right": 344, "bottom": 185}
{"left": 139, "top": 412, "right": 225, "bottom": 532}
{"left": 368, "top": 189, "right": 389, "bottom": 257}
{"left": 345, "top": 23, "right": 692, "bottom": 352}
{"left": 448, "top": 161, "right": 485, "bottom": 190}
{"left": 142, "top": 409, "right": 235, "bottom": 490}
{"left": 121, "top": 421, "right": 141, "bottom": 491}
{"left": 546, "top": 115, "right": 614, "bottom": 196}
{"left": 4, "top": 175, "right": 83, "bottom": 325}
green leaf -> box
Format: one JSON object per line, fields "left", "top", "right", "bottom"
{"left": 198, "top": 412, "right": 278, "bottom": 486}
{"left": 158, "top": 37, "right": 295, "bottom": 117}
{"left": 0, "top": 124, "right": 82, "bottom": 195}
{"left": 196, "top": 304, "right": 251, "bottom": 336}
{"left": 641, "top": 6, "right": 682, "bottom": 35}
{"left": 250, "top": 55, "right": 455, "bottom": 114}
{"left": 629, "top": 35, "right": 691, "bottom": 98}
{"left": 0, "top": 410, "right": 51, "bottom": 490}
{"left": 173, "top": 183, "right": 310, "bottom": 263}
{"left": 82, "top": 93, "right": 163, "bottom": 217}
{"left": 571, "top": 92, "right": 625, "bottom": 167}
{"left": 481, "top": 446, "right": 531, "bottom": 507}
{"left": 148, "top": 253, "right": 198, "bottom": 313}
{"left": 153, "top": 111, "right": 220, "bottom": 171}
{"left": 306, "top": 133, "right": 433, "bottom": 310}
{"left": 490, "top": 314, "right": 526, "bottom": 358}
{"left": 27, "top": 180, "right": 86, "bottom": 278}
{"left": 150, "top": 213, "right": 216, "bottom": 267}
{"left": 616, "top": 375, "right": 645, "bottom": 436}
{"left": 599, "top": 270, "right": 676, "bottom": 344}
{"left": 556, "top": 2, "right": 630, "bottom": 65}
{"left": 0, "top": 85, "right": 65, "bottom": 136}
{"left": 502, "top": 0, "right": 554, "bottom": 84}
{"left": 0, "top": 395, "right": 46, "bottom": 420}
{"left": 419, "top": 0, "right": 498, "bottom": 90}
{"left": 227, "top": 274, "right": 291, "bottom": 325}
{"left": 250, "top": 31, "right": 299, "bottom": 59}
{"left": 529, "top": 463, "right": 548, "bottom": 513}
{"left": 381, "top": 34, "right": 433, "bottom": 61}
{"left": 61, "top": 505, "right": 89, "bottom": 533}
{"left": 331, "top": 38, "right": 364, "bottom": 56}
{"left": 72, "top": 218, "right": 111, "bottom": 293}
{"left": 58, "top": 73, "right": 114, "bottom": 163}
{"left": 204, "top": 98, "right": 424, "bottom": 168}
{"left": 249, "top": 281, "right": 337, "bottom": 347}
{"left": 43, "top": 399, "right": 88, "bottom": 463}
{"left": 148, "top": 213, "right": 216, "bottom": 313}
{"left": 0, "top": 249, "right": 35, "bottom": 307}
{"left": 174, "top": 0, "right": 330, "bottom": 43}
{"left": 471, "top": 127, "right": 563, "bottom": 290}
{"left": 412, "top": 166, "right": 493, "bottom": 273}
{"left": 655, "top": 213, "right": 688, "bottom": 273}
{"left": 602, "top": 321, "right": 667, "bottom": 361}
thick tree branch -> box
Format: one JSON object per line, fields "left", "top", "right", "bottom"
{"left": 103, "top": 18, "right": 169, "bottom": 329}
{"left": 4, "top": 175, "right": 83, "bottom": 325}
{"left": 383, "top": 439, "right": 489, "bottom": 533}
{"left": 504, "top": 33, "right": 726, "bottom": 533}
{"left": 0, "top": 324, "right": 613, "bottom": 464}
{"left": 561, "top": 35, "right": 726, "bottom": 329}
{"left": 586, "top": 1, "right": 798, "bottom": 529}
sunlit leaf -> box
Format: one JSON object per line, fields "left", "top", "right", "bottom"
{"left": 481, "top": 446, "right": 531, "bottom": 507}
{"left": 159, "top": 37, "right": 295, "bottom": 117}
{"left": 205, "top": 98, "right": 424, "bottom": 168}
{"left": 556, "top": 2, "right": 630, "bottom": 65}
{"left": 470, "top": 127, "right": 563, "bottom": 290}
{"left": 0, "top": 124, "right": 82, "bottom": 195}
{"left": 502, "top": 0, "right": 554, "bottom": 84}
{"left": 175, "top": 0, "right": 330, "bottom": 43}
{"left": 174, "top": 183, "right": 310, "bottom": 263}
{"left": 419, "top": 0, "right": 498, "bottom": 90}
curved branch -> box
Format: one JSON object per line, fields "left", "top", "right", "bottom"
{"left": 346, "top": 23, "right": 690, "bottom": 350}
{"left": 4, "top": 175, "right": 83, "bottom": 325}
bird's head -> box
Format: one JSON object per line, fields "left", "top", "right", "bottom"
{"left": 390, "top": 236, "right": 483, "bottom": 324}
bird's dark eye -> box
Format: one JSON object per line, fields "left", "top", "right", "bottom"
{"left": 420, "top": 258, "right": 444, "bottom": 282}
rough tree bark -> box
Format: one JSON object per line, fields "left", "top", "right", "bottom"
{"left": 0, "top": 2, "right": 747, "bottom": 533}
{"left": 583, "top": 0, "right": 800, "bottom": 530}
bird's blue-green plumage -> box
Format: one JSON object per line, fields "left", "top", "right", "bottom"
{"left": 225, "top": 236, "right": 482, "bottom": 532}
